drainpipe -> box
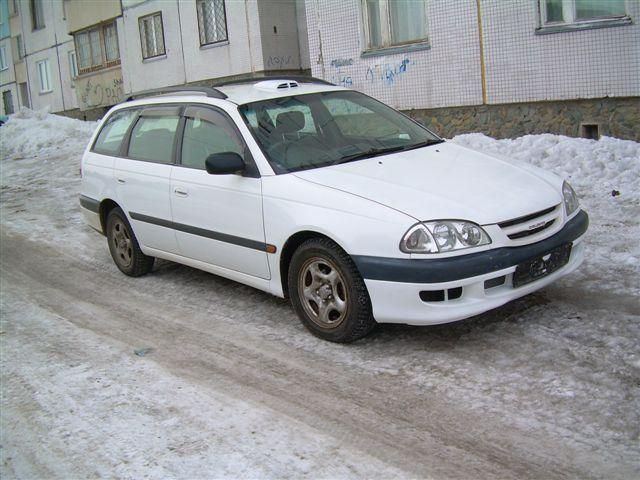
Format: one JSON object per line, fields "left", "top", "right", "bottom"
{"left": 476, "top": 0, "right": 487, "bottom": 105}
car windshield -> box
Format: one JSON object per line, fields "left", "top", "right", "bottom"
{"left": 238, "top": 90, "right": 442, "bottom": 174}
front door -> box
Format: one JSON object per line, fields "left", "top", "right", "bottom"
{"left": 170, "top": 105, "right": 270, "bottom": 279}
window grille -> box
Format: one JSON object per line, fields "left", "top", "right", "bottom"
{"left": 139, "top": 12, "right": 166, "bottom": 59}
{"left": 197, "top": 0, "right": 228, "bottom": 46}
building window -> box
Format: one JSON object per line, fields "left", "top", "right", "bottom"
{"left": 9, "top": 0, "right": 20, "bottom": 17}
{"left": 541, "top": 0, "right": 627, "bottom": 24}
{"left": 30, "top": 0, "right": 45, "bottom": 30}
{"left": 196, "top": 0, "right": 228, "bottom": 46}
{"left": 36, "top": 59, "right": 52, "bottom": 93}
{"left": 74, "top": 21, "right": 120, "bottom": 75}
{"left": 19, "top": 82, "right": 30, "bottom": 108}
{"left": 361, "top": 0, "right": 428, "bottom": 51}
{"left": 15, "top": 34, "right": 25, "bottom": 61}
{"left": 69, "top": 51, "right": 78, "bottom": 80}
{"left": 3, "top": 91, "right": 15, "bottom": 115}
{"left": 139, "top": 12, "right": 166, "bottom": 59}
{"left": 0, "top": 46, "right": 7, "bottom": 71}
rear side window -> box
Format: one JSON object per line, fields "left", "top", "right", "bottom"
{"left": 93, "top": 109, "right": 138, "bottom": 155}
{"left": 128, "top": 115, "right": 180, "bottom": 163}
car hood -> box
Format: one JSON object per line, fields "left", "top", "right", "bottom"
{"left": 293, "top": 142, "right": 562, "bottom": 225}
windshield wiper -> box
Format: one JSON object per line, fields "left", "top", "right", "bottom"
{"left": 400, "top": 138, "right": 444, "bottom": 152}
{"left": 334, "top": 145, "right": 406, "bottom": 165}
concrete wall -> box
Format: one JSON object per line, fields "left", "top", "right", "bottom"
{"left": 65, "top": 0, "right": 121, "bottom": 32}
{"left": 258, "top": 0, "right": 302, "bottom": 71}
{"left": 119, "top": 1, "right": 185, "bottom": 93}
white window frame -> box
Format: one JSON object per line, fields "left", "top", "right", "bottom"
{"left": 539, "top": 0, "right": 629, "bottom": 30}
{"left": 360, "top": 0, "right": 429, "bottom": 53}
{"left": 36, "top": 59, "right": 52, "bottom": 93}
{"left": 138, "top": 12, "right": 166, "bottom": 60}
{"left": 0, "top": 46, "right": 7, "bottom": 71}
{"left": 69, "top": 50, "right": 78, "bottom": 81}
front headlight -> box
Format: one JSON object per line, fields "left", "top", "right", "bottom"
{"left": 400, "top": 220, "right": 491, "bottom": 254}
{"left": 562, "top": 181, "right": 579, "bottom": 217}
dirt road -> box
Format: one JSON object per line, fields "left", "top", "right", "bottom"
{"left": 1, "top": 226, "right": 638, "bottom": 478}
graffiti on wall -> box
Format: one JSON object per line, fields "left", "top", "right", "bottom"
{"left": 329, "top": 58, "right": 354, "bottom": 87}
{"left": 365, "top": 58, "right": 413, "bottom": 86}
{"left": 77, "top": 70, "right": 124, "bottom": 111}
{"left": 267, "top": 55, "right": 292, "bottom": 68}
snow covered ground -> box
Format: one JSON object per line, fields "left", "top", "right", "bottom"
{"left": 1, "top": 109, "right": 639, "bottom": 478}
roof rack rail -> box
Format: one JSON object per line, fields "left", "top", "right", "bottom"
{"left": 213, "top": 75, "right": 335, "bottom": 87}
{"left": 126, "top": 86, "right": 227, "bottom": 101}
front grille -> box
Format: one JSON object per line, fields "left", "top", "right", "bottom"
{"left": 498, "top": 205, "right": 561, "bottom": 241}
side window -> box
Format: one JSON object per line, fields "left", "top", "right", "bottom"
{"left": 128, "top": 114, "right": 180, "bottom": 163}
{"left": 93, "top": 109, "right": 138, "bottom": 155}
{"left": 181, "top": 107, "right": 244, "bottom": 170}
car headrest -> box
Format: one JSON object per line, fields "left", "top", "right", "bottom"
{"left": 275, "top": 111, "right": 305, "bottom": 133}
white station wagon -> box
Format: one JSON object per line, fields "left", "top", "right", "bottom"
{"left": 80, "top": 77, "right": 588, "bottom": 342}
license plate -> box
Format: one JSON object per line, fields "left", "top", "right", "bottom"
{"left": 513, "top": 243, "right": 572, "bottom": 288}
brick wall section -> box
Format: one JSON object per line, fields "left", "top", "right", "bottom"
{"left": 407, "top": 97, "right": 640, "bottom": 142}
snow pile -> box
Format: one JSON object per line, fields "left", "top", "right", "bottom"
{"left": 0, "top": 108, "right": 97, "bottom": 159}
{"left": 452, "top": 133, "right": 640, "bottom": 295}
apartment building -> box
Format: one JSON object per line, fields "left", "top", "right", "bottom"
{"left": 306, "top": 0, "right": 639, "bottom": 140}
{"left": 1, "top": 0, "right": 78, "bottom": 116}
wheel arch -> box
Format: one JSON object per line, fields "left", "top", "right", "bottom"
{"left": 99, "top": 198, "right": 121, "bottom": 235}
{"left": 279, "top": 230, "right": 351, "bottom": 298}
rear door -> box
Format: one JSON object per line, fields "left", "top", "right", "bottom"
{"left": 170, "top": 105, "right": 270, "bottom": 279}
{"left": 114, "top": 105, "right": 181, "bottom": 253}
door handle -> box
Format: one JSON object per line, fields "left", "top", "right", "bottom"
{"left": 116, "top": 178, "right": 126, "bottom": 184}
{"left": 173, "top": 187, "right": 188, "bottom": 197}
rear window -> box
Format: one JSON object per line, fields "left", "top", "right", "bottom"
{"left": 93, "top": 109, "right": 138, "bottom": 155}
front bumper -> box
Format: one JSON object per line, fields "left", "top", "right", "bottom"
{"left": 355, "top": 210, "right": 588, "bottom": 325}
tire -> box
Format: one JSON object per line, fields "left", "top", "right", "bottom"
{"left": 288, "top": 237, "right": 375, "bottom": 343}
{"left": 106, "top": 207, "right": 154, "bottom": 277}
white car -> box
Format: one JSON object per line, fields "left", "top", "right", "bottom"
{"left": 80, "top": 77, "right": 588, "bottom": 342}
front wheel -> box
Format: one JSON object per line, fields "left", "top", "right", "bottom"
{"left": 288, "top": 238, "right": 375, "bottom": 343}
{"left": 106, "top": 207, "right": 154, "bottom": 277}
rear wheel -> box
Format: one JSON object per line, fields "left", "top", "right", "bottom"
{"left": 288, "top": 238, "right": 375, "bottom": 342}
{"left": 106, "top": 207, "right": 154, "bottom": 277}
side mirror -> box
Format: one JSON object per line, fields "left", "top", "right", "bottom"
{"left": 205, "top": 152, "right": 246, "bottom": 175}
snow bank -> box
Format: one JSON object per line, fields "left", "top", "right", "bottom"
{"left": 0, "top": 108, "right": 97, "bottom": 159}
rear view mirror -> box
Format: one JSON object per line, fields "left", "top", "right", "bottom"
{"left": 205, "top": 152, "right": 245, "bottom": 175}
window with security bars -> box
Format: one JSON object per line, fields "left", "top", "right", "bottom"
{"left": 74, "top": 21, "right": 120, "bottom": 75}
{"left": 362, "top": 0, "right": 428, "bottom": 51}
{"left": 139, "top": 12, "right": 166, "bottom": 59}
{"left": 197, "top": 0, "right": 228, "bottom": 46}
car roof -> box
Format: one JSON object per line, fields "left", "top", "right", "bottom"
{"left": 119, "top": 78, "right": 347, "bottom": 111}
{"left": 217, "top": 81, "right": 346, "bottom": 105}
